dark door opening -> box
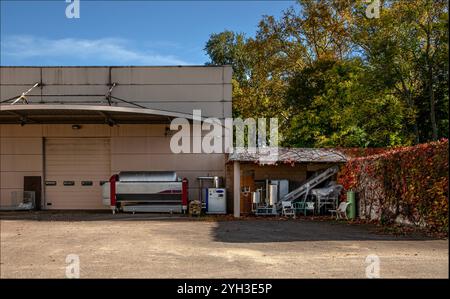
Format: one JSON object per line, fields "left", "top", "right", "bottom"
{"left": 24, "top": 176, "right": 42, "bottom": 210}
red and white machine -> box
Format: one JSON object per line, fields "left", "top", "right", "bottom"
{"left": 102, "top": 171, "right": 188, "bottom": 213}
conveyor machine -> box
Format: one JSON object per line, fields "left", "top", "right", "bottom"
{"left": 102, "top": 171, "right": 188, "bottom": 214}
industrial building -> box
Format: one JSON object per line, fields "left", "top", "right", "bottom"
{"left": 0, "top": 66, "right": 346, "bottom": 217}
{"left": 0, "top": 66, "right": 231, "bottom": 213}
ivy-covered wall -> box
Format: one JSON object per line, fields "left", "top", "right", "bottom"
{"left": 338, "top": 139, "right": 449, "bottom": 234}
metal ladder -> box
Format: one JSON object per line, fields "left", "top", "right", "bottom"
{"left": 277, "top": 166, "right": 339, "bottom": 210}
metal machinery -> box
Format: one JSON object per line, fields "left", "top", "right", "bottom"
{"left": 254, "top": 179, "right": 289, "bottom": 216}
{"left": 251, "top": 166, "right": 342, "bottom": 216}
{"left": 310, "top": 182, "right": 343, "bottom": 214}
{"left": 102, "top": 171, "right": 188, "bottom": 214}
{"left": 198, "top": 176, "right": 227, "bottom": 214}
{"left": 276, "top": 166, "right": 339, "bottom": 213}
{"left": 205, "top": 188, "right": 227, "bottom": 214}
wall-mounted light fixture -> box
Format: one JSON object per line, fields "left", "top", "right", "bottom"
{"left": 106, "top": 118, "right": 116, "bottom": 127}
{"left": 165, "top": 125, "right": 176, "bottom": 137}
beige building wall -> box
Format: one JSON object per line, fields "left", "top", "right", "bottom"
{"left": 0, "top": 124, "right": 226, "bottom": 208}
{"left": 0, "top": 66, "right": 232, "bottom": 119}
{"left": 0, "top": 65, "right": 231, "bottom": 209}
{"left": 0, "top": 126, "right": 43, "bottom": 207}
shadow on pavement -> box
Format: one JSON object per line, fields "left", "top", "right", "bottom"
{"left": 0, "top": 211, "right": 437, "bottom": 242}
{"left": 210, "top": 219, "right": 436, "bottom": 243}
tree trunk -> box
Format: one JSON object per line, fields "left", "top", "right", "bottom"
{"left": 429, "top": 67, "right": 438, "bottom": 140}
{"left": 424, "top": 12, "right": 438, "bottom": 141}
{"left": 413, "top": 123, "right": 420, "bottom": 144}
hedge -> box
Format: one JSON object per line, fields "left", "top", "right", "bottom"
{"left": 337, "top": 139, "right": 449, "bottom": 234}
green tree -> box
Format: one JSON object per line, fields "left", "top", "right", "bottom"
{"left": 204, "top": 0, "right": 449, "bottom": 148}
{"left": 352, "top": 0, "right": 449, "bottom": 142}
{"left": 204, "top": 31, "right": 250, "bottom": 84}
{"left": 286, "top": 59, "right": 410, "bottom": 147}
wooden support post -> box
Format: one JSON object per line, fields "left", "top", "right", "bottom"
{"left": 233, "top": 161, "right": 240, "bottom": 218}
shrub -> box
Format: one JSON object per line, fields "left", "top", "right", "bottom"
{"left": 337, "top": 139, "right": 449, "bottom": 233}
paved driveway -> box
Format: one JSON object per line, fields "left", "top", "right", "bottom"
{"left": 0, "top": 212, "right": 447, "bottom": 278}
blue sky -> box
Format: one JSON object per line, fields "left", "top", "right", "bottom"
{"left": 0, "top": 0, "right": 294, "bottom": 66}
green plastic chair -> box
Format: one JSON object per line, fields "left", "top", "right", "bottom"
{"left": 293, "top": 201, "right": 315, "bottom": 216}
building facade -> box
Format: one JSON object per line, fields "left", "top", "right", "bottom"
{"left": 0, "top": 66, "right": 232, "bottom": 210}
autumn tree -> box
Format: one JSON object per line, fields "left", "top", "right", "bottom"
{"left": 204, "top": 0, "right": 448, "bottom": 147}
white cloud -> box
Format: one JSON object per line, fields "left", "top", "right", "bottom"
{"left": 0, "top": 35, "right": 190, "bottom": 65}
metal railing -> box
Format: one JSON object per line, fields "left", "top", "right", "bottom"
{"left": 0, "top": 191, "right": 35, "bottom": 210}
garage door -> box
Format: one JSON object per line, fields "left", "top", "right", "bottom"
{"left": 45, "top": 138, "right": 110, "bottom": 209}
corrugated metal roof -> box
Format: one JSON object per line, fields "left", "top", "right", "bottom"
{"left": 227, "top": 147, "right": 347, "bottom": 164}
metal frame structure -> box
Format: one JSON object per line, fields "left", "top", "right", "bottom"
{"left": 0, "top": 104, "right": 225, "bottom": 125}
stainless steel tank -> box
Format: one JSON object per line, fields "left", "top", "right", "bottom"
{"left": 118, "top": 171, "right": 178, "bottom": 182}
{"left": 252, "top": 190, "right": 261, "bottom": 204}
{"left": 213, "top": 176, "right": 222, "bottom": 188}
{"left": 269, "top": 184, "right": 278, "bottom": 206}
